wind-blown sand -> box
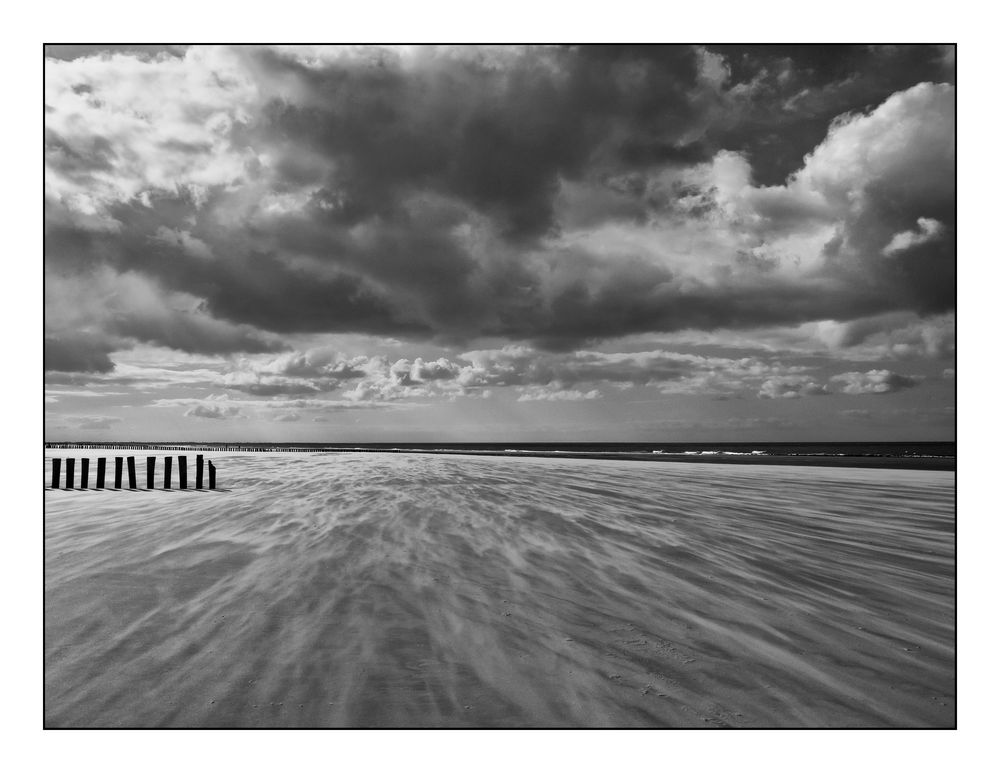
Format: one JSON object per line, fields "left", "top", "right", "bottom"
{"left": 44, "top": 452, "right": 954, "bottom": 728}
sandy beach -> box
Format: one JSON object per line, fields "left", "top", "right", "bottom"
{"left": 44, "top": 452, "right": 955, "bottom": 728}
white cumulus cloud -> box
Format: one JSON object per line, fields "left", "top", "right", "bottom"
{"left": 830, "top": 369, "right": 922, "bottom": 395}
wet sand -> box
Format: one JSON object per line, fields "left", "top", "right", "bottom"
{"left": 44, "top": 452, "right": 955, "bottom": 727}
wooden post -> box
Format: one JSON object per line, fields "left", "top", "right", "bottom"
{"left": 81, "top": 458, "right": 89, "bottom": 489}
{"left": 164, "top": 457, "right": 172, "bottom": 489}
{"left": 208, "top": 461, "right": 216, "bottom": 489}
{"left": 65, "top": 458, "right": 75, "bottom": 489}
{"left": 179, "top": 455, "right": 187, "bottom": 489}
{"left": 51, "top": 458, "right": 61, "bottom": 489}
{"left": 146, "top": 456, "right": 156, "bottom": 489}
{"left": 96, "top": 458, "right": 106, "bottom": 489}
{"left": 196, "top": 454, "right": 204, "bottom": 489}
{"left": 127, "top": 456, "right": 137, "bottom": 489}
{"left": 114, "top": 457, "right": 123, "bottom": 488}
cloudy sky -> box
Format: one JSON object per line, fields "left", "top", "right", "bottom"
{"left": 44, "top": 44, "right": 955, "bottom": 442}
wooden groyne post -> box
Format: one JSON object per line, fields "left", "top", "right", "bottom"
{"left": 47, "top": 453, "right": 223, "bottom": 492}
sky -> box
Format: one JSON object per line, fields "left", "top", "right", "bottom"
{"left": 43, "top": 44, "right": 955, "bottom": 443}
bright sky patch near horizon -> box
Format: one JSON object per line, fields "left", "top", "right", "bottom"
{"left": 44, "top": 44, "right": 955, "bottom": 442}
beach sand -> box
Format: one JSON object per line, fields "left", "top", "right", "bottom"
{"left": 44, "top": 452, "right": 955, "bottom": 728}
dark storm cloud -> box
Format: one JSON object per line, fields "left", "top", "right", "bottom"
{"left": 45, "top": 244, "right": 287, "bottom": 363}
{"left": 44, "top": 45, "right": 955, "bottom": 364}
{"left": 250, "top": 44, "right": 708, "bottom": 240}
{"left": 103, "top": 306, "right": 287, "bottom": 356}
{"left": 473, "top": 252, "right": 904, "bottom": 351}
{"left": 44, "top": 334, "right": 116, "bottom": 373}
{"left": 703, "top": 44, "right": 955, "bottom": 185}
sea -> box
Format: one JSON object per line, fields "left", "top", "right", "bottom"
{"left": 43, "top": 448, "right": 955, "bottom": 727}
{"left": 43, "top": 441, "right": 956, "bottom": 470}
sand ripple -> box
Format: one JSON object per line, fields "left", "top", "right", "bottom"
{"left": 44, "top": 453, "right": 954, "bottom": 727}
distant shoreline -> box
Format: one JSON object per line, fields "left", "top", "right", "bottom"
{"left": 43, "top": 444, "right": 955, "bottom": 471}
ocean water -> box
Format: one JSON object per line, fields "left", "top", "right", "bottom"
{"left": 45, "top": 440, "right": 956, "bottom": 463}
{"left": 44, "top": 452, "right": 955, "bottom": 728}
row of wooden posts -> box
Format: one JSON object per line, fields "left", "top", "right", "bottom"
{"left": 48, "top": 455, "right": 217, "bottom": 490}
{"left": 45, "top": 444, "right": 304, "bottom": 452}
